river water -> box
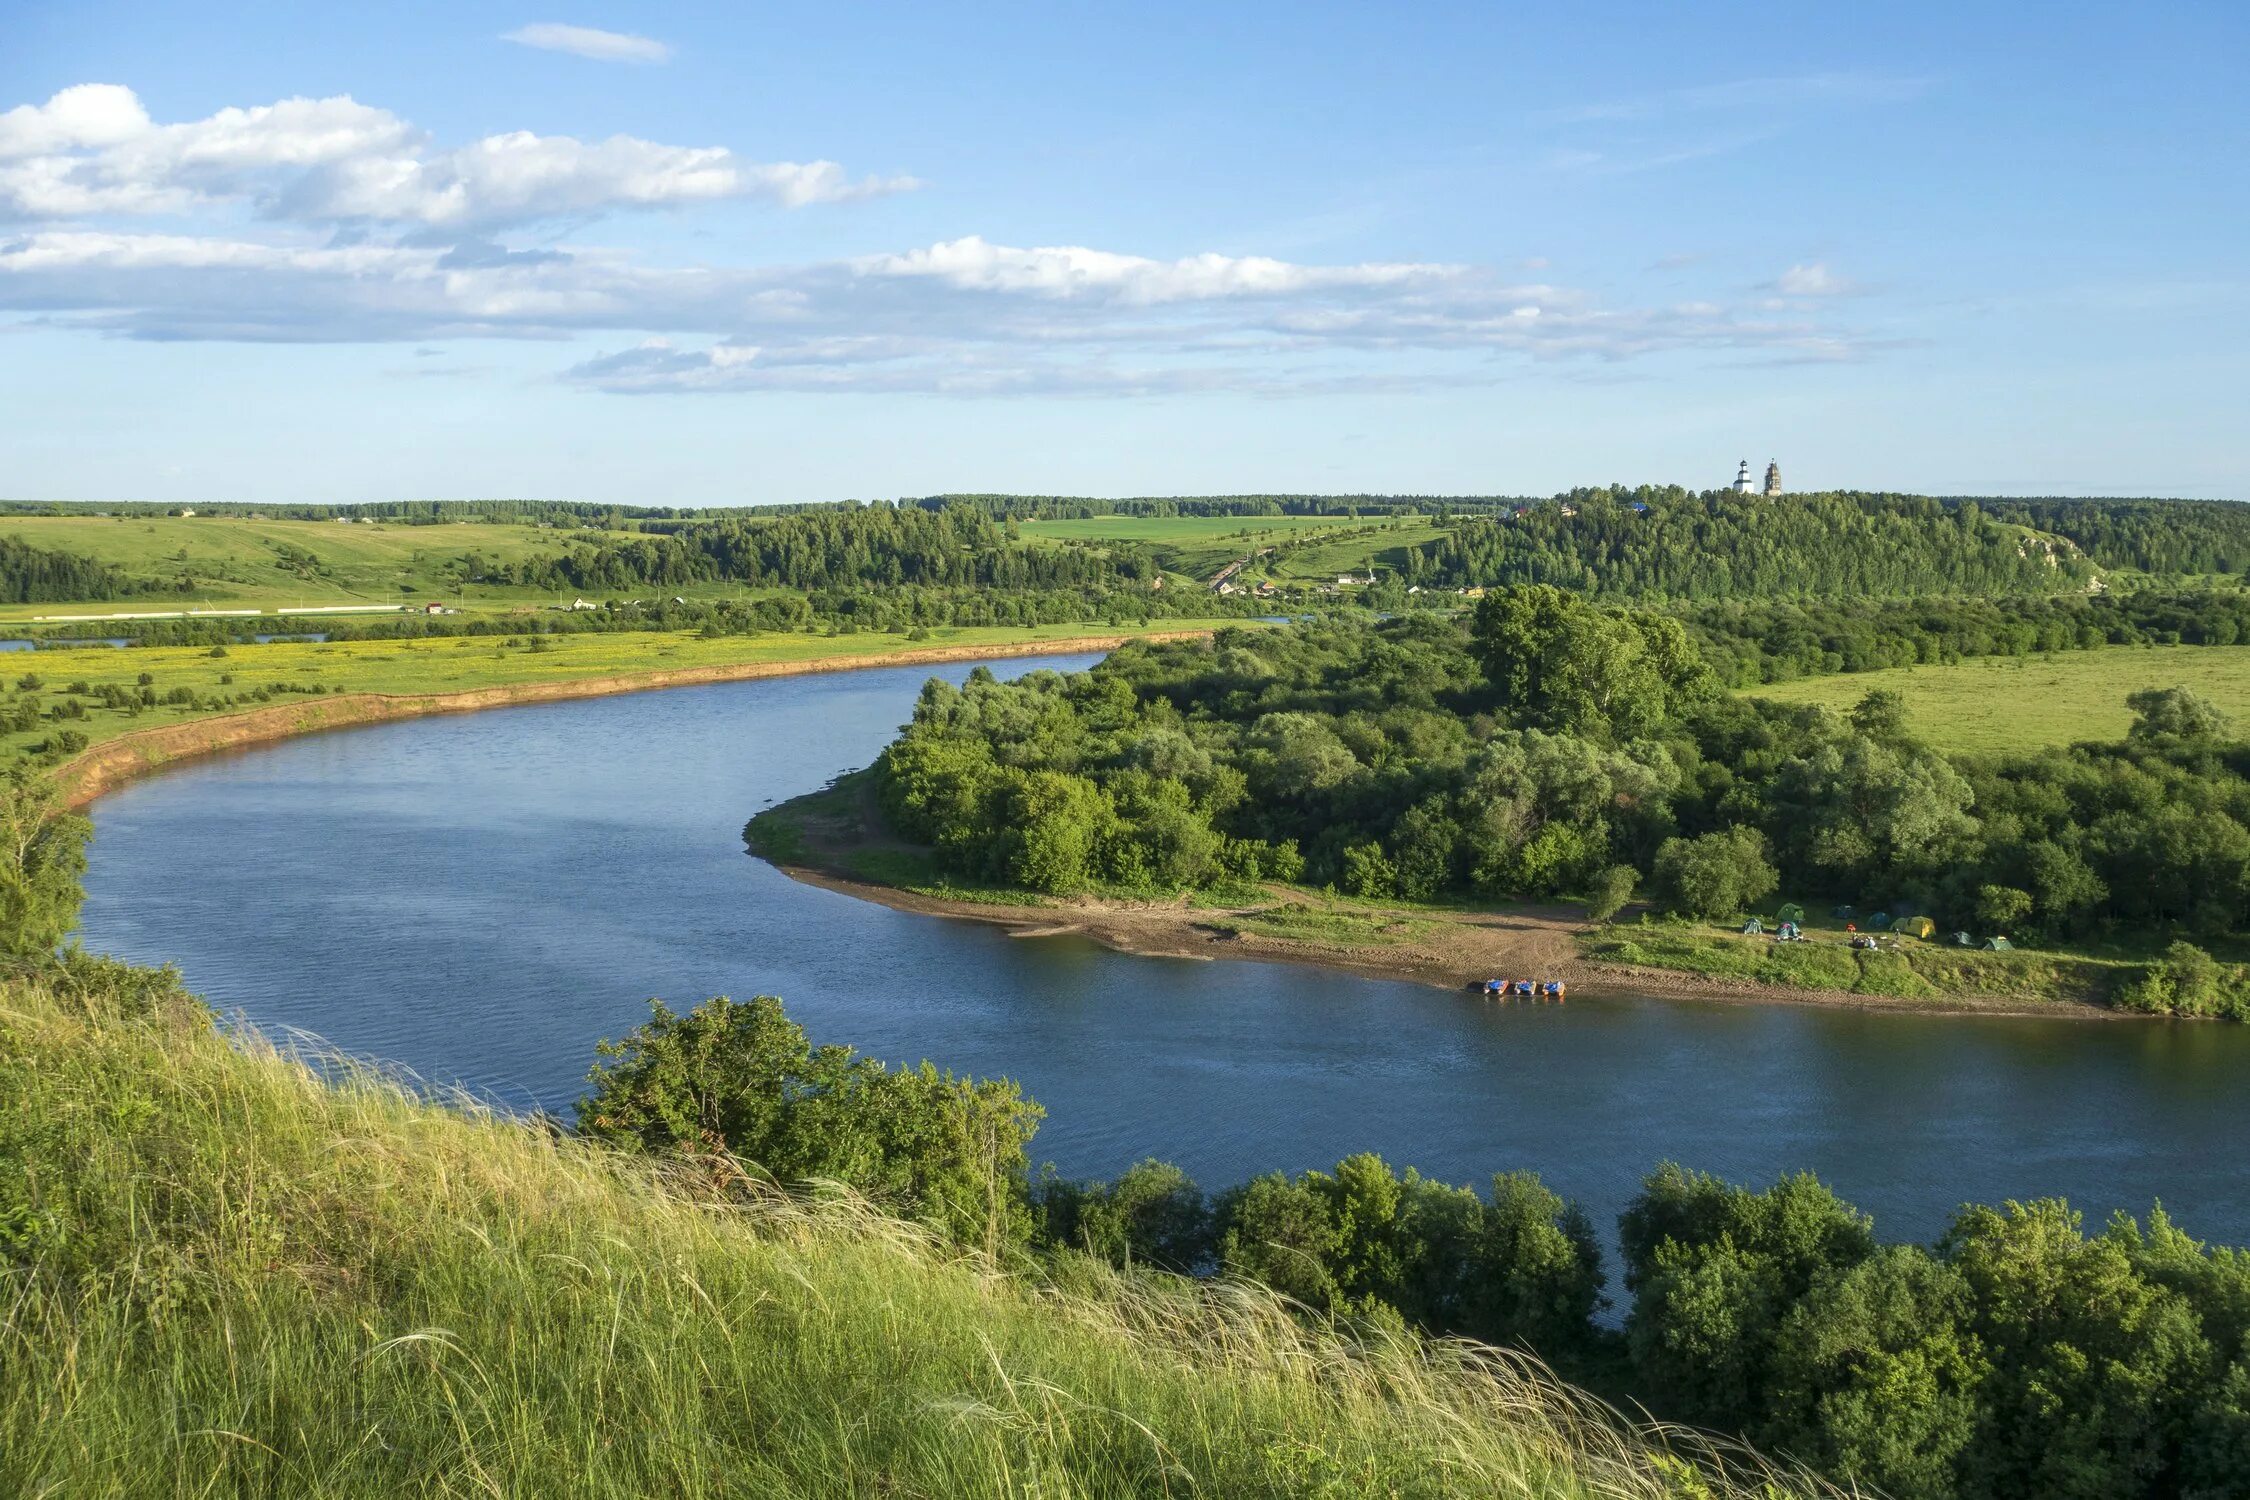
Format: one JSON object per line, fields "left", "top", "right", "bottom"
{"left": 77, "top": 653, "right": 2250, "bottom": 1252}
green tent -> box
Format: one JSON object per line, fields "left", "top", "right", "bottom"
{"left": 1777, "top": 902, "right": 1806, "bottom": 925}
{"left": 1891, "top": 915, "right": 1937, "bottom": 939}
{"left": 1983, "top": 936, "right": 2013, "bottom": 951}
{"left": 1741, "top": 917, "right": 1765, "bottom": 935}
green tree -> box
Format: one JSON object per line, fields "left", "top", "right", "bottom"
{"left": 1651, "top": 827, "right": 1778, "bottom": 918}
{"left": 1941, "top": 1199, "right": 2213, "bottom": 1500}
{"left": 1586, "top": 863, "right": 1639, "bottom": 921}
{"left": 2127, "top": 686, "right": 2230, "bottom": 743}
{"left": 1471, "top": 584, "right": 1709, "bottom": 740}
{"left": 1037, "top": 1159, "right": 1213, "bottom": 1272}
{"left": 0, "top": 771, "right": 90, "bottom": 965}
{"left": 578, "top": 995, "right": 1044, "bottom": 1256}
{"left": 1762, "top": 1247, "right": 1989, "bottom": 1500}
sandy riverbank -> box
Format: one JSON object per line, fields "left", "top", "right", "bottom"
{"left": 771, "top": 864, "right": 2116, "bottom": 1019}
{"left": 53, "top": 631, "right": 1210, "bottom": 808}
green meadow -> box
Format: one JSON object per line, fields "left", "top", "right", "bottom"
{"left": 1748, "top": 645, "right": 2250, "bottom": 755}
{"left": 0, "top": 621, "right": 1241, "bottom": 767}
{"left": 0, "top": 512, "right": 642, "bottom": 619}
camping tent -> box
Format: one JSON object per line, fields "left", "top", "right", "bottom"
{"left": 1741, "top": 917, "right": 1765, "bottom": 935}
{"left": 1777, "top": 902, "right": 1806, "bottom": 925}
{"left": 1983, "top": 936, "right": 2013, "bottom": 951}
{"left": 1891, "top": 915, "right": 1937, "bottom": 939}
{"left": 1868, "top": 912, "right": 1892, "bottom": 930}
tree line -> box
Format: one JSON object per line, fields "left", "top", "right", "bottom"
{"left": 1403, "top": 489, "right": 2121, "bottom": 600}
{"left": 0, "top": 536, "right": 150, "bottom": 604}
{"left": 871, "top": 600, "right": 2250, "bottom": 997}
{"left": 1681, "top": 587, "right": 2250, "bottom": 685}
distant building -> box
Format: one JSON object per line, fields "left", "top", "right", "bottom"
{"left": 1763, "top": 460, "right": 1783, "bottom": 497}
{"left": 1731, "top": 460, "right": 1756, "bottom": 494}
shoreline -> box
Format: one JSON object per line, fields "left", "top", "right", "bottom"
{"left": 772, "top": 864, "right": 2117, "bottom": 1020}
{"left": 52, "top": 630, "right": 1210, "bottom": 808}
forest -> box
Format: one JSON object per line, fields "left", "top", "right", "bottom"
{"left": 1406, "top": 489, "right": 2250, "bottom": 599}
{"left": 873, "top": 598, "right": 2250, "bottom": 1002}
{"left": 0, "top": 535, "right": 148, "bottom": 604}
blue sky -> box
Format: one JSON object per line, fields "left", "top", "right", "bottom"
{"left": 3, "top": 0, "right": 2244, "bottom": 504}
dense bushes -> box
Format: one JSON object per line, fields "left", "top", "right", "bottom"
{"left": 1681, "top": 588, "right": 2250, "bottom": 688}
{"left": 577, "top": 994, "right": 1043, "bottom": 1255}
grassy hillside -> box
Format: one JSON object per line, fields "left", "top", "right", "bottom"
{"left": 0, "top": 966, "right": 1806, "bottom": 1498}
{"left": 1748, "top": 646, "right": 2250, "bottom": 754}
{"left": 0, "top": 513, "right": 630, "bottom": 617}
{"left": 0, "top": 622, "right": 1242, "bottom": 768}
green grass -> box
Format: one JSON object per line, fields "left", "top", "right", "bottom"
{"left": 0, "top": 965, "right": 1817, "bottom": 1498}
{"left": 1747, "top": 646, "right": 2250, "bottom": 755}
{"left": 1205, "top": 898, "right": 1439, "bottom": 949}
{"left": 0, "top": 513, "right": 642, "bottom": 619}
{"left": 1583, "top": 922, "right": 2125, "bottom": 1006}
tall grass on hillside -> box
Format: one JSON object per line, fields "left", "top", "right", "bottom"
{"left": 0, "top": 970, "right": 1829, "bottom": 1498}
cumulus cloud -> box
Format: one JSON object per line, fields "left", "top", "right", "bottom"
{"left": 502, "top": 23, "right": 672, "bottom": 64}
{"left": 0, "top": 84, "right": 913, "bottom": 226}
{"left": 0, "top": 82, "right": 1887, "bottom": 394}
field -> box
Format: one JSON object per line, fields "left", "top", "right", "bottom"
{"left": 0, "top": 620, "right": 1242, "bottom": 768}
{"left": 0, "top": 963, "right": 1803, "bottom": 1498}
{"left": 1747, "top": 645, "right": 2250, "bottom": 754}
{"left": 0, "top": 513, "right": 633, "bottom": 619}
{"left": 1019, "top": 514, "right": 1454, "bottom": 584}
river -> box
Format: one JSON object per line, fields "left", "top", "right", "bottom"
{"left": 77, "top": 652, "right": 2250, "bottom": 1253}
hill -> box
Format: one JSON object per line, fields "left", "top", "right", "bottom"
{"left": 0, "top": 962, "right": 1799, "bottom": 1499}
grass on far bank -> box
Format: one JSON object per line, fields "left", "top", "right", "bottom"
{"left": 0, "top": 965, "right": 1815, "bottom": 1499}
{"left": 1746, "top": 645, "right": 2250, "bottom": 755}
{"left": 1581, "top": 918, "right": 2134, "bottom": 1006}
{"left": 2, "top": 621, "right": 1240, "bottom": 769}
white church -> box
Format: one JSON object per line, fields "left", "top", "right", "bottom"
{"left": 1731, "top": 459, "right": 1783, "bottom": 497}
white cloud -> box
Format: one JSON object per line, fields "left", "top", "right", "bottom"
{"left": 0, "top": 84, "right": 911, "bottom": 226}
{"left": 0, "top": 84, "right": 151, "bottom": 158}
{"left": 0, "top": 224, "right": 1882, "bottom": 380}
{"left": 861, "top": 236, "right": 1450, "bottom": 304}
{"left": 502, "top": 23, "right": 672, "bottom": 64}
{"left": 0, "top": 82, "right": 1888, "bottom": 393}
{"left": 1774, "top": 262, "right": 1856, "bottom": 297}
